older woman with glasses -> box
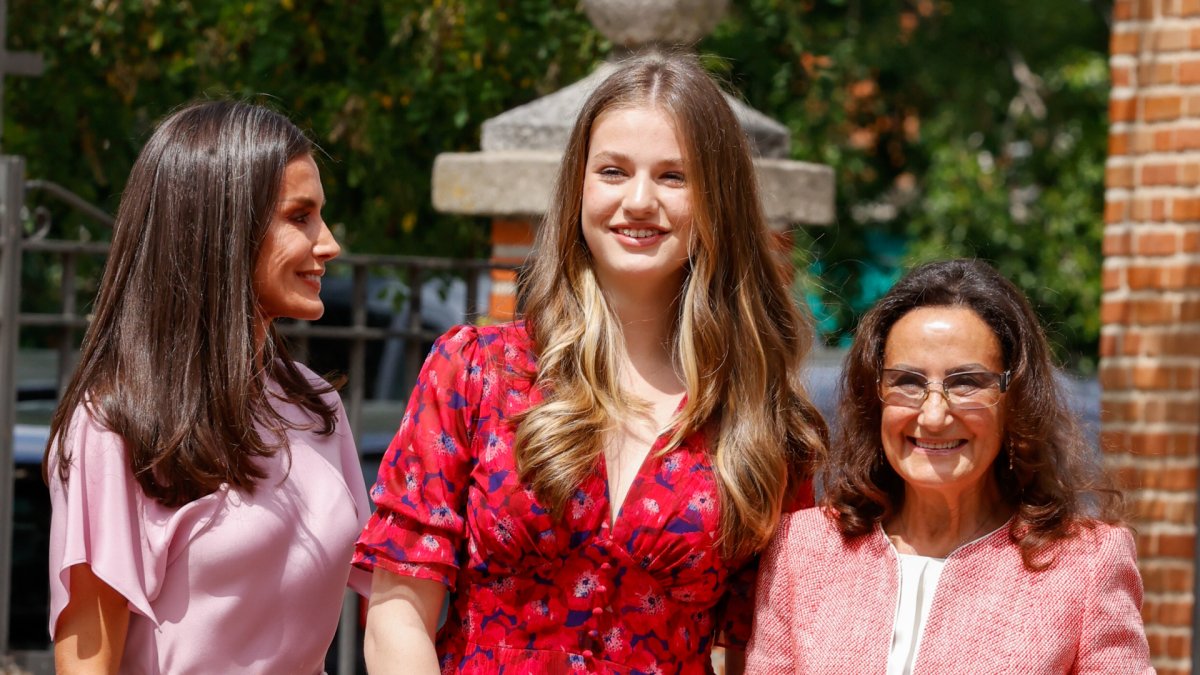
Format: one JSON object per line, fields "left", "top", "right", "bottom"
{"left": 747, "top": 259, "right": 1152, "bottom": 674}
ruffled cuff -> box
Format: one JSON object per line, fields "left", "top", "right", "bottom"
{"left": 353, "top": 508, "right": 458, "bottom": 589}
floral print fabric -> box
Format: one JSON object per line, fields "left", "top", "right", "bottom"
{"left": 354, "top": 323, "right": 779, "bottom": 674}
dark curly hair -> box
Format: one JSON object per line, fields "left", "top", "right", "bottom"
{"left": 821, "top": 258, "right": 1123, "bottom": 570}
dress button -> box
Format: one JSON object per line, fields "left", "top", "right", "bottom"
{"left": 600, "top": 562, "right": 612, "bottom": 571}
{"left": 582, "top": 650, "right": 594, "bottom": 658}
{"left": 588, "top": 629, "right": 599, "bottom": 638}
{"left": 592, "top": 607, "right": 603, "bottom": 616}
{"left": 596, "top": 585, "right": 608, "bottom": 594}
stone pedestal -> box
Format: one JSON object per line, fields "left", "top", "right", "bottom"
{"left": 429, "top": 2, "right": 834, "bottom": 322}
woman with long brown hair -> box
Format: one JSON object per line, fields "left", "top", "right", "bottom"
{"left": 46, "top": 100, "right": 370, "bottom": 674}
{"left": 747, "top": 258, "right": 1151, "bottom": 673}
{"left": 354, "top": 52, "right": 828, "bottom": 673}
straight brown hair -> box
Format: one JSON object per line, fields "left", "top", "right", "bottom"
{"left": 45, "top": 100, "right": 340, "bottom": 507}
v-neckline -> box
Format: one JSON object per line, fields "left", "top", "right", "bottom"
{"left": 599, "top": 394, "right": 688, "bottom": 531}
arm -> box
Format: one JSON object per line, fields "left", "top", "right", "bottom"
{"left": 1075, "top": 526, "right": 1153, "bottom": 674}
{"left": 355, "top": 327, "right": 486, "bottom": 672}
{"left": 744, "top": 513, "right": 799, "bottom": 674}
{"left": 53, "top": 564, "right": 130, "bottom": 675}
{"left": 364, "top": 570, "right": 445, "bottom": 675}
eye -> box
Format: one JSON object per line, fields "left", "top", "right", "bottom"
{"left": 944, "top": 372, "right": 992, "bottom": 394}
{"left": 289, "top": 210, "right": 311, "bottom": 225}
{"left": 597, "top": 166, "right": 627, "bottom": 180}
{"left": 882, "top": 370, "right": 926, "bottom": 393}
{"left": 661, "top": 171, "right": 686, "bottom": 186}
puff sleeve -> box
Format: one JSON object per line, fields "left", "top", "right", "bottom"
{"left": 353, "top": 325, "right": 486, "bottom": 590}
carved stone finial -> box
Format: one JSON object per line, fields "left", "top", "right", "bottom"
{"left": 582, "top": 0, "right": 730, "bottom": 49}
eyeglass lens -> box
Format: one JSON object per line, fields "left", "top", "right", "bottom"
{"left": 878, "top": 369, "right": 1005, "bottom": 410}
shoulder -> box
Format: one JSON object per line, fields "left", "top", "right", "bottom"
{"left": 47, "top": 403, "right": 139, "bottom": 498}
{"left": 1000, "top": 522, "right": 1140, "bottom": 597}
{"left": 772, "top": 507, "right": 854, "bottom": 558}
{"left": 52, "top": 403, "right": 124, "bottom": 464}
{"left": 283, "top": 360, "right": 345, "bottom": 410}
{"left": 288, "top": 359, "right": 323, "bottom": 383}
{"left": 762, "top": 508, "right": 888, "bottom": 596}
{"left": 1055, "top": 521, "right": 1137, "bottom": 568}
{"left": 446, "top": 321, "right": 530, "bottom": 350}
{"left": 432, "top": 322, "right": 533, "bottom": 370}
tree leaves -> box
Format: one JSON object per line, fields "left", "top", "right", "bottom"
{"left": 8, "top": 0, "right": 1108, "bottom": 367}
{"left": 707, "top": 0, "right": 1110, "bottom": 370}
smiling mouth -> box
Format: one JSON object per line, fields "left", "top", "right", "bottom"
{"left": 299, "top": 273, "right": 322, "bottom": 289}
{"left": 615, "top": 227, "right": 664, "bottom": 239}
{"left": 909, "top": 437, "right": 966, "bottom": 455}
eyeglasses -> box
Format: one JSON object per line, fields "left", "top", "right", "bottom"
{"left": 877, "top": 368, "right": 1011, "bottom": 411}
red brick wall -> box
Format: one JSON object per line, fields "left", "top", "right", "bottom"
{"left": 1106, "top": 1, "right": 1200, "bottom": 672}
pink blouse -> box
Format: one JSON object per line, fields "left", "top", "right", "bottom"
{"left": 48, "top": 365, "right": 371, "bottom": 675}
{"left": 747, "top": 508, "right": 1153, "bottom": 674}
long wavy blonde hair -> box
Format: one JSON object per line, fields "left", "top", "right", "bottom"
{"left": 515, "top": 52, "right": 828, "bottom": 559}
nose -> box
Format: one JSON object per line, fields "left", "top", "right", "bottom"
{"left": 314, "top": 219, "right": 341, "bottom": 262}
{"left": 623, "top": 173, "right": 657, "bottom": 217}
{"left": 917, "top": 388, "right": 953, "bottom": 429}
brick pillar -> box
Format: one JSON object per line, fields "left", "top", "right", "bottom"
{"left": 489, "top": 218, "right": 536, "bottom": 322}
{"left": 1106, "top": 2, "right": 1200, "bottom": 672}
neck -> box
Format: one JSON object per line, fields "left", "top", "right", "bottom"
{"left": 600, "top": 275, "right": 684, "bottom": 396}
{"left": 886, "top": 478, "right": 1010, "bottom": 558}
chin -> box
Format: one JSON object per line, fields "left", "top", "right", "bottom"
{"left": 609, "top": 261, "right": 687, "bottom": 283}
{"left": 284, "top": 304, "right": 325, "bottom": 322}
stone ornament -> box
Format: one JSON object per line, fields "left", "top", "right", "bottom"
{"left": 582, "top": 0, "right": 730, "bottom": 48}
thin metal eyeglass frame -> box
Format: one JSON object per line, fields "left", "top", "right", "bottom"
{"left": 876, "top": 368, "right": 1012, "bottom": 410}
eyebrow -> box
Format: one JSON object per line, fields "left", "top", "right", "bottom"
{"left": 885, "top": 363, "right": 997, "bottom": 375}
{"left": 280, "top": 196, "right": 323, "bottom": 209}
{"left": 587, "top": 150, "right": 685, "bottom": 166}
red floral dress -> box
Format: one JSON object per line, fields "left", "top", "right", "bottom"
{"left": 354, "top": 323, "right": 807, "bottom": 674}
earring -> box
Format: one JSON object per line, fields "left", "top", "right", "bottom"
{"left": 1008, "top": 444, "right": 1015, "bottom": 471}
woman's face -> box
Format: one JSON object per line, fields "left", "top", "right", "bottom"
{"left": 580, "top": 105, "right": 693, "bottom": 297}
{"left": 879, "top": 305, "right": 1006, "bottom": 501}
{"left": 253, "top": 154, "right": 340, "bottom": 325}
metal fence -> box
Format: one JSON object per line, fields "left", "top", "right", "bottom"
{"left": 0, "top": 154, "right": 513, "bottom": 674}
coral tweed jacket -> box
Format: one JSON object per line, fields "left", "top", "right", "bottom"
{"left": 746, "top": 508, "right": 1153, "bottom": 674}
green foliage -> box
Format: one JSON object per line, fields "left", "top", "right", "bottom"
{"left": 706, "top": 0, "right": 1111, "bottom": 370}
{"left": 7, "top": 0, "right": 605, "bottom": 256}
{"left": 8, "top": 0, "right": 1110, "bottom": 368}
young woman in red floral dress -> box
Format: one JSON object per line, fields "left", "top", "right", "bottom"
{"left": 354, "top": 52, "right": 828, "bottom": 674}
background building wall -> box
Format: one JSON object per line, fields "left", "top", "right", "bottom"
{"left": 1106, "top": 1, "right": 1200, "bottom": 672}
